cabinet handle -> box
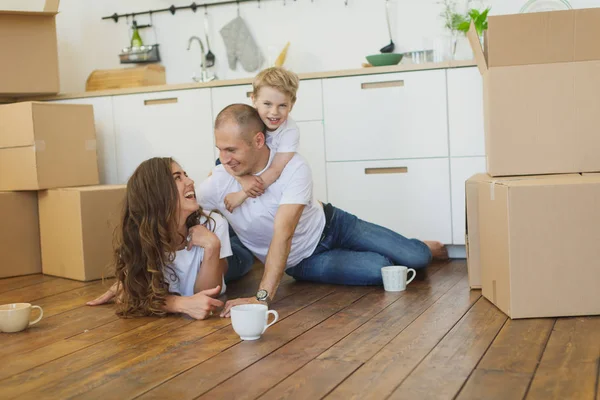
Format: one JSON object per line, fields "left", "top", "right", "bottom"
{"left": 246, "top": 91, "right": 253, "bottom": 98}
{"left": 361, "top": 80, "right": 404, "bottom": 90}
{"left": 144, "top": 97, "right": 178, "bottom": 106}
{"left": 365, "top": 167, "right": 408, "bottom": 175}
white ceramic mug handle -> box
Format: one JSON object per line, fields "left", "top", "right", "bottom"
{"left": 29, "top": 306, "right": 43, "bottom": 326}
{"left": 262, "top": 310, "right": 279, "bottom": 334}
{"left": 406, "top": 269, "right": 417, "bottom": 285}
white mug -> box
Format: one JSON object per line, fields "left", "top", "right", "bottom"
{"left": 231, "top": 304, "right": 278, "bottom": 341}
{"left": 0, "top": 303, "right": 44, "bottom": 333}
{"left": 381, "top": 266, "right": 416, "bottom": 292}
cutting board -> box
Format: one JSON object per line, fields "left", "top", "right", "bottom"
{"left": 85, "top": 64, "right": 166, "bottom": 92}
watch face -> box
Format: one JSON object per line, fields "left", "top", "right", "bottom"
{"left": 257, "top": 289, "right": 268, "bottom": 300}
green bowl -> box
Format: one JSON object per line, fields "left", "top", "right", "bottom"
{"left": 366, "top": 53, "right": 403, "bottom": 66}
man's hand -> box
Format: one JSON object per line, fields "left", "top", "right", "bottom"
{"left": 174, "top": 286, "right": 225, "bottom": 320}
{"left": 220, "top": 296, "right": 261, "bottom": 318}
{"left": 239, "top": 175, "right": 265, "bottom": 198}
{"left": 87, "top": 282, "right": 121, "bottom": 306}
{"left": 224, "top": 191, "right": 248, "bottom": 213}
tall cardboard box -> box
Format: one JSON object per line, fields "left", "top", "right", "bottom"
{"left": 0, "top": 0, "right": 60, "bottom": 96}
{"left": 467, "top": 8, "right": 600, "bottom": 177}
{"left": 38, "top": 185, "right": 125, "bottom": 281}
{"left": 477, "top": 174, "right": 600, "bottom": 319}
{"left": 0, "top": 192, "right": 42, "bottom": 278}
{"left": 0, "top": 102, "right": 99, "bottom": 191}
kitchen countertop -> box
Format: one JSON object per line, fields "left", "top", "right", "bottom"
{"left": 16, "top": 59, "right": 476, "bottom": 102}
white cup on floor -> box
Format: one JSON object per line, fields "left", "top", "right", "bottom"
{"left": 231, "top": 304, "right": 278, "bottom": 341}
{"left": 381, "top": 266, "right": 416, "bottom": 292}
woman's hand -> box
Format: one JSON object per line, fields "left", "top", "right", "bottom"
{"left": 87, "top": 282, "right": 121, "bottom": 306}
{"left": 186, "top": 224, "right": 221, "bottom": 251}
{"left": 170, "top": 286, "right": 224, "bottom": 320}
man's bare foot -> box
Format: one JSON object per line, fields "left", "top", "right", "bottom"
{"left": 424, "top": 241, "right": 449, "bottom": 260}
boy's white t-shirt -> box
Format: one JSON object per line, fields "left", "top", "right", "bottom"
{"left": 265, "top": 116, "right": 300, "bottom": 153}
{"left": 165, "top": 212, "right": 232, "bottom": 297}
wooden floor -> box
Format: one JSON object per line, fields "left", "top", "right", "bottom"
{"left": 0, "top": 260, "right": 599, "bottom": 400}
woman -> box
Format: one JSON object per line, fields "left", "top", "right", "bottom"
{"left": 87, "top": 157, "right": 254, "bottom": 320}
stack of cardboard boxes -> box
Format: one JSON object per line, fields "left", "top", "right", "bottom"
{"left": 465, "top": 9, "right": 600, "bottom": 319}
{"left": 0, "top": 1, "right": 125, "bottom": 282}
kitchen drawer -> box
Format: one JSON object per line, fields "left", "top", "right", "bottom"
{"left": 447, "top": 67, "right": 485, "bottom": 157}
{"left": 326, "top": 158, "right": 452, "bottom": 243}
{"left": 113, "top": 89, "right": 215, "bottom": 184}
{"left": 323, "top": 70, "right": 449, "bottom": 162}
{"left": 52, "top": 97, "right": 118, "bottom": 185}
{"left": 450, "top": 156, "right": 486, "bottom": 244}
{"left": 211, "top": 79, "right": 323, "bottom": 122}
{"left": 297, "top": 121, "right": 327, "bottom": 203}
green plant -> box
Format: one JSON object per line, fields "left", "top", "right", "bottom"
{"left": 439, "top": 0, "right": 490, "bottom": 36}
{"left": 457, "top": 8, "right": 490, "bottom": 35}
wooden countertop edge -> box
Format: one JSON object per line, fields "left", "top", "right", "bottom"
{"left": 8, "top": 60, "right": 476, "bottom": 102}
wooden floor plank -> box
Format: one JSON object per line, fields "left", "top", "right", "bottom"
{"left": 0, "top": 305, "right": 117, "bottom": 360}
{"left": 199, "top": 262, "right": 465, "bottom": 400}
{"left": 315, "top": 261, "right": 467, "bottom": 364}
{"left": 81, "top": 286, "right": 366, "bottom": 400}
{"left": 16, "top": 283, "right": 336, "bottom": 399}
{"left": 32, "top": 280, "right": 115, "bottom": 318}
{"left": 0, "top": 274, "right": 56, "bottom": 294}
{"left": 0, "top": 315, "right": 152, "bottom": 380}
{"left": 261, "top": 359, "right": 362, "bottom": 400}
{"left": 0, "top": 278, "right": 91, "bottom": 305}
{"left": 456, "top": 318, "right": 555, "bottom": 400}
{"left": 322, "top": 276, "right": 478, "bottom": 400}
{"left": 0, "top": 316, "right": 191, "bottom": 399}
{"left": 526, "top": 316, "right": 600, "bottom": 400}
{"left": 387, "top": 297, "right": 507, "bottom": 400}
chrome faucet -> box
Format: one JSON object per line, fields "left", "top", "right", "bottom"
{"left": 187, "top": 36, "right": 216, "bottom": 82}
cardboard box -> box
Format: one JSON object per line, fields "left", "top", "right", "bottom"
{"left": 0, "top": 0, "right": 60, "bottom": 96}
{"left": 0, "top": 102, "right": 99, "bottom": 191}
{"left": 38, "top": 185, "right": 125, "bottom": 281}
{"left": 0, "top": 192, "right": 42, "bottom": 278}
{"left": 464, "top": 173, "right": 491, "bottom": 289}
{"left": 467, "top": 9, "right": 600, "bottom": 177}
{"left": 477, "top": 174, "right": 600, "bottom": 319}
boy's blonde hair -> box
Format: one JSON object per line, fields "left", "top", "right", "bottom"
{"left": 252, "top": 67, "right": 300, "bottom": 103}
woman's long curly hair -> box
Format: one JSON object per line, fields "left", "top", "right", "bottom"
{"left": 113, "top": 157, "right": 209, "bottom": 318}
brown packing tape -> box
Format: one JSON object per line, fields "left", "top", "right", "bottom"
{"left": 467, "top": 22, "right": 487, "bottom": 74}
{"left": 85, "top": 139, "right": 96, "bottom": 151}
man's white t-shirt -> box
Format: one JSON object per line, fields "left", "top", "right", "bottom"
{"left": 198, "top": 150, "right": 325, "bottom": 269}
{"left": 265, "top": 117, "right": 299, "bottom": 154}
{"left": 165, "top": 212, "right": 232, "bottom": 297}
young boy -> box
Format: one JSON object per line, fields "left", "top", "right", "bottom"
{"left": 223, "top": 67, "right": 301, "bottom": 212}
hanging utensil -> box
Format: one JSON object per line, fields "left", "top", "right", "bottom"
{"left": 204, "top": 6, "right": 215, "bottom": 67}
{"left": 380, "top": 0, "right": 395, "bottom": 53}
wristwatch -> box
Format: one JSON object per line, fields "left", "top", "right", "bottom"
{"left": 256, "top": 289, "right": 270, "bottom": 304}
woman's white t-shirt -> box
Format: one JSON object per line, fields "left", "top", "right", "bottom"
{"left": 165, "top": 212, "right": 232, "bottom": 297}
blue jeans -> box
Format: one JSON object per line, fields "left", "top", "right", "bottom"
{"left": 286, "top": 205, "right": 432, "bottom": 285}
{"left": 224, "top": 225, "right": 255, "bottom": 283}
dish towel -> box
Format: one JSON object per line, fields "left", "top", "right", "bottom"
{"left": 220, "top": 16, "right": 264, "bottom": 72}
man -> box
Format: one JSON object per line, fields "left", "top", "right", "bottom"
{"left": 199, "top": 104, "right": 447, "bottom": 318}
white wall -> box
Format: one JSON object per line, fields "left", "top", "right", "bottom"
{"left": 19, "top": 0, "right": 600, "bottom": 92}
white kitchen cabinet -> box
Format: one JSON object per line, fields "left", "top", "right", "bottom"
{"left": 297, "top": 121, "right": 327, "bottom": 203}
{"left": 51, "top": 97, "right": 118, "bottom": 185}
{"left": 326, "top": 158, "right": 452, "bottom": 243}
{"left": 211, "top": 79, "right": 322, "bottom": 123}
{"left": 447, "top": 67, "right": 485, "bottom": 157}
{"left": 323, "top": 70, "right": 449, "bottom": 162}
{"left": 112, "top": 89, "right": 215, "bottom": 184}
{"left": 450, "top": 156, "right": 486, "bottom": 244}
